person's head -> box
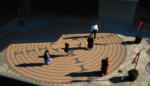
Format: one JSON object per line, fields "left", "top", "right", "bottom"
{"left": 89, "top": 35, "right": 92, "bottom": 38}
{"left": 65, "top": 43, "right": 69, "bottom": 47}
{"left": 106, "top": 57, "right": 108, "bottom": 60}
{"left": 45, "top": 50, "right": 49, "bottom": 53}
{"left": 94, "top": 23, "right": 97, "bottom": 25}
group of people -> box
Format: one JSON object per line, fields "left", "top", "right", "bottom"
{"left": 43, "top": 23, "right": 98, "bottom": 64}
{"left": 43, "top": 23, "right": 110, "bottom": 75}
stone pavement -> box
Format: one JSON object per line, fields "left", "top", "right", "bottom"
{"left": 0, "top": 12, "right": 150, "bottom": 86}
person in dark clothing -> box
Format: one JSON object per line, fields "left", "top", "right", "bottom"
{"left": 44, "top": 50, "right": 51, "bottom": 64}
{"left": 101, "top": 57, "right": 110, "bottom": 75}
{"left": 64, "top": 43, "right": 71, "bottom": 56}
{"left": 87, "top": 35, "right": 94, "bottom": 49}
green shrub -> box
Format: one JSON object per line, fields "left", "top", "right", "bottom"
{"left": 128, "top": 69, "right": 139, "bottom": 76}
{"left": 136, "top": 35, "right": 142, "bottom": 38}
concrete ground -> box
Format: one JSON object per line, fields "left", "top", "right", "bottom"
{"left": 0, "top": 7, "right": 150, "bottom": 86}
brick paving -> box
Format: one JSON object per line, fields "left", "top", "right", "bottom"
{"left": 4, "top": 23, "right": 126, "bottom": 84}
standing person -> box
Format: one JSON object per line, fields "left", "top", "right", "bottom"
{"left": 101, "top": 57, "right": 110, "bottom": 75}
{"left": 44, "top": 50, "right": 51, "bottom": 65}
{"left": 64, "top": 43, "right": 71, "bottom": 56}
{"left": 91, "top": 23, "right": 98, "bottom": 38}
{"left": 105, "top": 57, "right": 110, "bottom": 75}
{"left": 87, "top": 35, "right": 94, "bottom": 49}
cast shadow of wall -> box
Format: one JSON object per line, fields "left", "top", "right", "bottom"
{"left": 0, "top": 74, "right": 37, "bottom": 86}
{"left": 0, "top": 23, "right": 113, "bottom": 52}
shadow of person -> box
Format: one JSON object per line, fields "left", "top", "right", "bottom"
{"left": 61, "top": 47, "right": 89, "bottom": 50}
{"left": 109, "top": 76, "right": 129, "bottom": 83}
{"left": 70, "top": 80, "right": 92, "bottom": 83}
{"left": 63, "top": 36, "right": 89, "bottom": 39}
{"left": 67, "top": 71, "right": 103, "bottom": 83}
{"left": 66, "top": 71, "right": 102, "bottom": 77}
{"left": 94, "top": 43, "right": 106, "bottom": 46}
{"left": 121, "top": 41, "right": 138, "bottom": 45}
{"left": 38, "top": 54, "right": 67, "bottom": 58}
{"left": 15, "top": 63, "right": 45, "bottom": 67}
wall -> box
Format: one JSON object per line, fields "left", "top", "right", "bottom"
{"left": 20, "top": 0, "right": 31, "bottom": 15}
{"left": 98, "top": 0, "right": 138, "bottom": 26}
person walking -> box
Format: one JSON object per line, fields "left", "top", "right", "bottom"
{"left": 44, "top": 50, "right": 51, "bottom": 65}
{"left": 87, "top": 35, "right": 94, "bottom": 49}
{"left": 91, "top": 23, "right": 98, "bottom": 38}
{"left": 101, "top": 57, "right": 110, "bottom": 75}
{"left": 64, "top": 43, "right": 71, "bottom": 56}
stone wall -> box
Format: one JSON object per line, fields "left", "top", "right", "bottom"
{"left": 98, "top": 0, "right": 138, "bottom": 26}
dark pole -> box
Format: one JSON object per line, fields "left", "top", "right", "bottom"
{"left": 135, "top": 50, "right": 141, "bottom": 69}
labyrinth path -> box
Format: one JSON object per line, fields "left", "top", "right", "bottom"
{"left": 5, "top": 23, "right": 126, "bottom": 84}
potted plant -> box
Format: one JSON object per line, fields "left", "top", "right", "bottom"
{"left": 128, "top": 69, "right": 139, "bottom": 81}
{"left": 135, "top": 35, "right": 143, "bottom": 44}
{"left": 18, "top": 20, "right": 25, "bottom": 27}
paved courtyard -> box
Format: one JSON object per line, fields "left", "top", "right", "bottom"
{"left": 0, "top": 12, "right": 150, "bottom": 86}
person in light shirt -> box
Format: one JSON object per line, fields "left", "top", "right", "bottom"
{"left": 91, "top": 23, "right": 98, "bottom": 38}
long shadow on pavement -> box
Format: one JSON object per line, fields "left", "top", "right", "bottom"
{"left": 0, "top": 23, "right": 113, "bottom": 52}
{"left": 15, "top": 63, "right": 45, "bottom": 67}
{"left": 109, "top": 76, "right": 129, "bottom": 83}
{"left": 66, "top": 71, "right": 131, "bottom": 83}
{"left": 0, "top": 74, "right": 37, "bottom": 86}
{"left": 121, "top": 41, "right": 139, "bottom": 45}
{"left": 61, "top": 47, "right": 89, "bottom": 50}
{"left": 66, "top": 71, "right": 102, "bottom": 77}
{"left": 39, "top": 54, "right": 67, "bottom": 58}
{"left": 63, "top": 36, "right": 89, "bottom": 39}
{"left": 95, "top": 41, "right": 138, "bottom": 46}
{"left": 66, "top": 71, "right": 103, "bottom": 82}
{"left": 70, "top": 76, "right": 130, "bottom": 83}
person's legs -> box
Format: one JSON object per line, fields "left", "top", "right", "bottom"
{"left": 45, "top": 60, "right": 49, "bottom": 64}
{"left": 48, "top": 58, "right": 51, "bottom": 62}
{"left": 91, "top": 31, "right": 94, "bottom": 35}
{"left": 93, "top": 30, "right": 96, "bottom": 38}
{"left": 45, "top": 58, "right": 51, "bottom": 64}
{"left": 67, "top": 51, "right": 71, "bottom": 56}
{"left": 91, "top": 42, "right": 93, "bottom": 48}
{"left": 105, "top": 65, "right": 108, "bottom": 75}
{"left": 67, "top": 51, "right": 69, "bottom": 56}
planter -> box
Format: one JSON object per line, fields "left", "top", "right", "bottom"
{"left": 19, "top": 20, "right": 25, "bottom": 27}
{"left": 135, "top": 35, "right": 142, "bottom": 44}
{"left": 128, "top": 69, "right": 139, "bottom": 81}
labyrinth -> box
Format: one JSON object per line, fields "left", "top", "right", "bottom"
{"left": 5, "top": 24, "right": 126, "bottom": 84}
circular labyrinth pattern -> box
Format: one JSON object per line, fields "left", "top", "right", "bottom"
{"left": 5, "top": 25, "right": 126, "bottom": 84}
